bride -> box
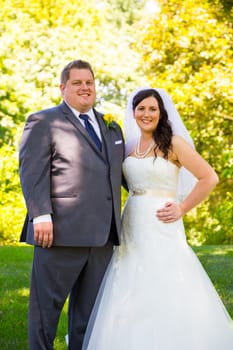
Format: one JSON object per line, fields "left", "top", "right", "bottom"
{"left": 81, "top": 88, "right": 233, "bottom": 349}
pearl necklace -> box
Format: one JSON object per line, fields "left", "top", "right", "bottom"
{"left": 134, "top": 138, "right": 155, "bottom": 158}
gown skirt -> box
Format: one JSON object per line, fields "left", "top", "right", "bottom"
{"left": 82, "top": 157, "right": 233, "bottom": 350}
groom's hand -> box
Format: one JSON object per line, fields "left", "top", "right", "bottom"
{"left": 34, "top": 222, "right": 53, "bottom": 248}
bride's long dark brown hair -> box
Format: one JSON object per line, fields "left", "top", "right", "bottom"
{"left": 132, "top": 89, "right": 173, "bottom": 159}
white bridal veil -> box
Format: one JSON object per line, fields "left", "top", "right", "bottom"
{"left": 124, "top": 87, "right": 197, "bottom": 201}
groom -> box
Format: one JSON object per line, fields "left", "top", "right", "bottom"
{"left": 19, "top": 59, "right": 124, "bottom": 349}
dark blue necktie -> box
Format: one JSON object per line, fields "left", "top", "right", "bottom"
{"left": 79, "top": 114, "right": 102, "bottom": 151}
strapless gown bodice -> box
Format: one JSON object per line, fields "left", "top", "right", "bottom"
{"left": 83, "top": 157, "right": 233, "bottom": 350}
{"left": 123, "top": 156, "right": 179, "bottom": 195}
{"left": 121, "top": 156, "right": 186, "bottom": 247}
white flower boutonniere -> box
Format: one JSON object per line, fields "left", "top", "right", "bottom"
{"left": 103, "top": 114, "right": 116, "bottom": 129}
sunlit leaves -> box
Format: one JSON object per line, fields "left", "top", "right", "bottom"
{"left": 133, "top": 0, "right": 233, "bottom": 168}
{"left": 0, "top": 0, "right": 145, "bottom": 243}
{"left": 132, "top": 0, "right": 233, "bottom": 244}
{"left": 0, "top": 0, "right": 232, "bottom": 244}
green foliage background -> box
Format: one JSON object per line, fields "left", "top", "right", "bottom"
{"left": 0, "top": 0, "right": 232, "bottom": 245}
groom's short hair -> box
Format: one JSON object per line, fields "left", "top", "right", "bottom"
{"left": 60, "top": 59, "right": 95, "bottom": 84}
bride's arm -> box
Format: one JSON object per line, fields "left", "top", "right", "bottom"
{"left": 156, "top": 135, "right": 219, "bottom": 223}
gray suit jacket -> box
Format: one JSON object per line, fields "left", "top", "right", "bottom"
{"left": 19, "top": 101, "right": 125, "bottom": 246}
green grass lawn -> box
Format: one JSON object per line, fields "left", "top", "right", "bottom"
{"left": 0, "top": 245, "right": 67, "bottom": 350}
{"left": 0, "top": 245, "right": 232, "bottom": 350}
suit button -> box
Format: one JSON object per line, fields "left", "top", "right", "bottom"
{"left": 107, "top": 196, "right": 112, "bottom": 200}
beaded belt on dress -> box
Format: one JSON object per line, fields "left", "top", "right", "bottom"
{"left": 130, "top": 189, "right": 176, "bottom": 198}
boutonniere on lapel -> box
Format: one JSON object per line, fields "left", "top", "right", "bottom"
{"left": 103, "top": 114, "right": 116, "bottom": 129}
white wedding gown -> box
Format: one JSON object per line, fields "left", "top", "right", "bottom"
{"left": 83, "top": 156, "right": 233, "bottom": 350}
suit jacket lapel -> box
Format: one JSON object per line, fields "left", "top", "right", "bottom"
{"left": 59, "top": 102, "right": 105, "bottom": 158}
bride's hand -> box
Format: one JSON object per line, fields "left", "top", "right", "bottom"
{"left": 156, "top": 201, "right": 183, "bottom": 223}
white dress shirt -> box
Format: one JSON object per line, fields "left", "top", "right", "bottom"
{"left": 68, "top": 104, "right": 102, "bottom": 141}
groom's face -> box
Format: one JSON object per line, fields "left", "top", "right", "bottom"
{"left": 60, "top": 68, "right": 96, "bottom": 113}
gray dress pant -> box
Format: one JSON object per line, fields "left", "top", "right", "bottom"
{"left": 28, "top": 243, "right": 113, "bottom": 350}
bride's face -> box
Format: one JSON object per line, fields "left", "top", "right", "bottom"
{"left": 134, "top": 96, "right": 160, "bottom": 134}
